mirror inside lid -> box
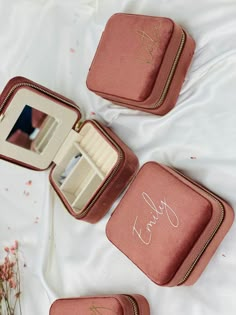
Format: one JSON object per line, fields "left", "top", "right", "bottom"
{"left": 0, "top": 85, "right": 80, "bottom": 170}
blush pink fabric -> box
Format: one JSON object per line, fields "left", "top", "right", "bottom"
{"left": 106, "top": 162, "right": 234, "bottom": 286}
{"left": 87, "top": 14, "right": 174, "bottom": 102}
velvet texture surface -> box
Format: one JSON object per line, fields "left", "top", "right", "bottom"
{"left": 86, "top": 13, "right": 195, "bottom": 115}
{"left": 87, "top": 14, "right": 174, "bottom": 102}
{"left": 1, "top": 0, "right": 236, "bottom": 314}
{"left": 106, "top": 162, "right": 233, "bottom": 286}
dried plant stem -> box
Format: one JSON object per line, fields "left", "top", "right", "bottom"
{"left": 15, "top": 257, "right": 22, "bottom": 315}
{"left": 0, "top": 241, "right": 22, "bottom": 315}
{"left": 1, "top": 281, "right": 12, "bottom": 315}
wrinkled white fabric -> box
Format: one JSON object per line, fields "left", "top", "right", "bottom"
{"left": 0, "top": 0, "right": 236, "bottom": 314}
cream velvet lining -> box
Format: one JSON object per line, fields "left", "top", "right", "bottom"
{"left": 51, "top": 122, "right": 118, "bottom": 213}
{"left": 0, "top": 87, "right": 78, "bottom": 169}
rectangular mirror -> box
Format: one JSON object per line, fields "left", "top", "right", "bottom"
{"left": 6, "top": 105, "right": 58, "bottom": 153}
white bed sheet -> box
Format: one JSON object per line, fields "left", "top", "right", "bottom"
{"left": 1, "top": 0, "right": 236, "bottom": 314}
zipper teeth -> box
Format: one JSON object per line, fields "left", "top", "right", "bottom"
{"left": 173, "top": 169, "right": 225, "bottom": 285}
{"left": 125, "top": 30, "right": 185, "bottom": 110}
{"left": 124, "top": 295, "right": 139, "bottom": 315}
{"left": 75, "top": 120, "right": 124, "bottom": 218}
{"left": 150, "top": 30, "right": 186, "bottom": 109}
{"left": 0, "top": 82, "right": 81, "bottom": 116}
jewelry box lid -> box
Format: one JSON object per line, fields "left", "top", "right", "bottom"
{"left": 86, "top": 13, "right": 175, "bottom": 102}
{"left": 106, "top": 161, "right": 217, "bottom": 286}
{"left": 0, "top": 77, "right": 81, "bottom": 170}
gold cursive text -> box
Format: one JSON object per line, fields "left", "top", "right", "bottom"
{"left": 89, "top": 305, "right": 117, "bottom": 315}
{"left": 132, "top": 192, "right": 179, "bottom": 245}
{"left": 136, "top": 23, "right": 162, "bottom": 64}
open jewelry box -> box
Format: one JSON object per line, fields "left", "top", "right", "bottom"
{"left": 0, "top": 77, "right": 139, "bottom": 223}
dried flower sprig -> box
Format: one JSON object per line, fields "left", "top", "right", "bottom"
{"left": 0, "top": 241, "right": 22, "bottom": 315}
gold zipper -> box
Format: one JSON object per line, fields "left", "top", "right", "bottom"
{"left": 124, "top": 295, "right": 139, "bottom": 315}
{"left": 131, "top": 30, "right": 186, "bottom": 110}
{"left": 172, "top": 169, "right": 225, "bottom": 285}
{"left": 0, "top": 82, "right": 82, "bottom": 130}
{"left": 152, "top": 31, "right": 186, "bottom": 109}
{"left": 0, "top": 113, "right": 5, "bottom": 121}
{"left": 74, "top": 120, "right": 84, "bottom": 131}
{"left": 75, "top": 120, "right": 124, "bottom": 218}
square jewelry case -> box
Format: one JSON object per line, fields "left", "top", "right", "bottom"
{"left": 86, "top": 13, "right": 195, "bottom": 116}
{"left": 106, "top": 162, "right": 234, "bottom": 286}
{"left": 0, "top": 76, "right": 138, "bottom": 223}
{"left": 49, "top": 294, "right": 150, "bottom": 315}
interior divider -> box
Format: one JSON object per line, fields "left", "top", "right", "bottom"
{"left": 72, "top": 174, "right": 102, "bottom": 211}
{"left": 60, "top": 155, "right": 86, "bottom": 191}
{"left": 73, "top": 142, "right": 105, "bottom": 179}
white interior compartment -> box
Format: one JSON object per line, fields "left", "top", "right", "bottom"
{"left": 61, "top": 157, "right": 96, "bottom": 204}
{"left": 72, "top": 174, "right": 102, "bottom": 212}
{"left": 51, "top": 122, "right": 119, "bottom": 213}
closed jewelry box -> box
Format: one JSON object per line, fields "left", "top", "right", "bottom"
{"left": 86, "top": 13, "right": 195, "bottom": 116}
{"left": 106, "top": 162, "right": 234, "bottom": 286}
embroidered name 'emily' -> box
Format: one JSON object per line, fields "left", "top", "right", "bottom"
{"left": 136, "top": 23, "right": 161, "bottom": 64}
{"left": 89, "top": 305, "right": 117, "bottom": 315}
{"left": 132, "top": 192, "right": 179, "bottom": 245}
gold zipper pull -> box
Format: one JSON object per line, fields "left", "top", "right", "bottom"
{"left": 74, "top": 119, "right": 84, "bottom": 131}
{"left": 0, "top": 113, "right": 5, "bottom": 122}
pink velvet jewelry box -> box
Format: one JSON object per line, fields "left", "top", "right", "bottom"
{"left": 49, "top": 294, "right": 150, "bottom": 315}
{"left": 86, "top": 13, "right": 195, "bottom": 116}
{"left": 0, "top": 76, "right": 138, "bottom": 223}
{"left": 106, "top": 162, "right": 234, "bottom": 286}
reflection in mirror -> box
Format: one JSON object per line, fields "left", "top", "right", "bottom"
{"left": 6, "top": 105, "right": 58, "bottom": 153}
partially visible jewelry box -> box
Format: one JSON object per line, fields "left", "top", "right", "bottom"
{"left": 49, "top": 294, "right": 150, "bottom": 315}
{"left": 0, "top": 76, "right": 138, "bottom": 223}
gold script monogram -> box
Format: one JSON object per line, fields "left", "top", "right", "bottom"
{"left": 89, "top": 305, "right": 117, "bottom": 315}
{"left": 136, "top": 22, "right": 162, "bottom": 64}
{"left": 132, "top": 192, "right": 179, "bottom": 245}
